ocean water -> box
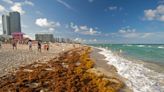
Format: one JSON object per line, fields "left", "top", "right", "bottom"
{"left": 90, "top": 44, "right": 164, "bottom": 92}
{"left": 92, "top": 44, "right": 164, "bottom": 65}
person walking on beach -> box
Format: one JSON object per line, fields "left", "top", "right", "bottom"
{"left": 12, "top": 39, "right": 17, "bottom": 50}
{"left": 47, "top": 43, "right": 49, "bottom": 51}
{"left": 44, "top": 42, "right": 50, "bottom": 51}
{"left": 28, "top": 40, "right": 32, "bottom": 50}
{"left": 0, "top": 41, "right": 2, "bottom": 49}
{"left": 38, "top": 41, "right": 42, "bottom": 52}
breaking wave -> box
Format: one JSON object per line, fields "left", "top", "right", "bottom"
{"left": 98, "top": 47, "right": 164, "bottom": 92}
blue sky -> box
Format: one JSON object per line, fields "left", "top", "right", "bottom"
{"left": 0, "top": 0, "right": 164, "bottom": 44}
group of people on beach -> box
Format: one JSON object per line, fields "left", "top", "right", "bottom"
{"left": 28, "top": 40, "right": 49, "bottom": 52}
{"left": 9, "top": 39, "right": 50, "bottom": 52}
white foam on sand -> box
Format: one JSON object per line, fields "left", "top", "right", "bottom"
{"left": 98, "top": 47, "right": 164, "bottom": 92}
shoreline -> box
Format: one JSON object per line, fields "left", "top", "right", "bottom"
{"left": 115, "top": 51, "right": 164, "bottom": 74}
{"left": 94, "top": 46, "right": 164, "bottom": 92}
{"left": 90, "top": 47, "right": 132, "bottom": 92}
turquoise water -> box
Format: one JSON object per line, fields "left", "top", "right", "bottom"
{"left": 90, "top": 44, "right": 164, "bottom": 65}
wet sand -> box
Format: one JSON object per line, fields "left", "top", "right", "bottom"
{"left": 90, "top": 48, "right": 132, "bottom": 92}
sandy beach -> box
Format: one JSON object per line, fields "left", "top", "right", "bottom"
{"left": 0, "top": 45, "right": 125, "bottom": 92}
{"left": 0, "top": 43, "right": 81, "bottom": 77}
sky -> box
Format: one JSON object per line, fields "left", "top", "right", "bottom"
{"left": 0, "top": 0, "right": 164, "bottom": 44}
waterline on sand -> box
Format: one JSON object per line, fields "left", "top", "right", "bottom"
{"left": 98, "top": 47, "right": 164, "bottom": 92}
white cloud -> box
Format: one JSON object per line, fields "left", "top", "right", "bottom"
{"left": 10, "top": 2, "right": 25, "bottom": 14}
{"left": 70, "top": 23, "right": 101, "bottom": 35}
{"left": 144, "top": 5, "right": 164, "bottom": 21}
{"left": 35, "top": 18, "right": 60, "bottom": 31}
{"left": 3, "top": 0, "right": 34, "bottom": 15}
{"left": 118, "top": 26, "right": 136, "bottom": 33}
{"left": 105, "top": 6, "right": 123, "bottom": 12}
{"left": 141, "top": 33, "right": 153, "bottom": 38}
{"left": 24, "top": 0, "right": 34, "bottom": 6}
{"left": 0, "top": 5, "right": 7, "bottom": 13}
{"left": 144, "top": 9, "right": 156, "bottom": 20}
{"left": 80, "top": 25, "right": 88, "bottom": 30}
{"left": 108, "top": 6, "right": 117, "bottom": 11}
{"left": 2, "top": 0, "right": 14, "bottom": 4}
{"left": 112, "top": 27, "right": 155, "bottom": 39}
{"left": 118, "top": 27, "right": 139, "bottom": 38}
{"left": 56, "top": 0, "right": 74, "bottom": 10}
{"left": 74, "top": 37, "right": 86, "bottom": 43}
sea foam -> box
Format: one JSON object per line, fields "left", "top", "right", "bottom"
{"left": 158, "top": 46, "right": 164, "bottom": 49}
{"left": 98, "top": 47, "right": 164, "bottom": 92}
{"left": 137, "top": 45, "right": 145, "bottom": 47}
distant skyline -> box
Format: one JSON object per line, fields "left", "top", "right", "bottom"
{"left": 0, "top": 0, "right": 164, "bottom": 44}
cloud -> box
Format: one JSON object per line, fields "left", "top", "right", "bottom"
{"left": 144, "top": 5, "right": 164, "bottom": 22}
{"left": 56, "top": 0, "right": 74, "bottom": 10}
{"left": 3, "top": 0, "right": 34, "bottom": 15}
{"left": 109, "top": 26, "right": 155, "bottom": 39}
{"left": 105, "top": 6, "right": 122, "bottom": 12}
{"left": 0, "top": 5, "right": 7, "bottom": 13}
{"left": 108, "top": 6, "right": 117, "bottom": 11}
{"left": 70, "top": 23, "right": 101, "bottom": 35}
{"left": 74, "top": 37, "right": 86, "bottom": 43}
{"left": 35, "top": 18, "right": 60, "bottom": 31}
{"left": 10, "top": 2, "right": 25, "bottom": 14}
{"left": 118, "top": 26, "right": 136, "bottom": 33}
{"left": 24, "top": 0, "right": 34, "bottom": 6}
{"left": 117, "top": 27, "right": 143, "bottom": 38}
{"left": 101, "top": 26, "right": 164, "bottom": 43}
{"left": 2, "top": 0, "right": 14, "bottom": 4}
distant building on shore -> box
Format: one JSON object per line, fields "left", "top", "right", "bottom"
{"left": 35, "top": 33, "right": 75, "bottom": 43}
{"left": 35, "top": 33, "right": 54, "bottom": 42}
{"left": 2, "top": 11, "right": 21, "bottom": 35}
{"left": 53, "top": 37, "right": 74, "bottom": 43}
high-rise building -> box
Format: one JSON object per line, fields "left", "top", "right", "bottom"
{"left": 2, "top": 11, "right": 21, "bottom": 35}
{"left": 2, "top": 14, "right": 10, "bottom": 35}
